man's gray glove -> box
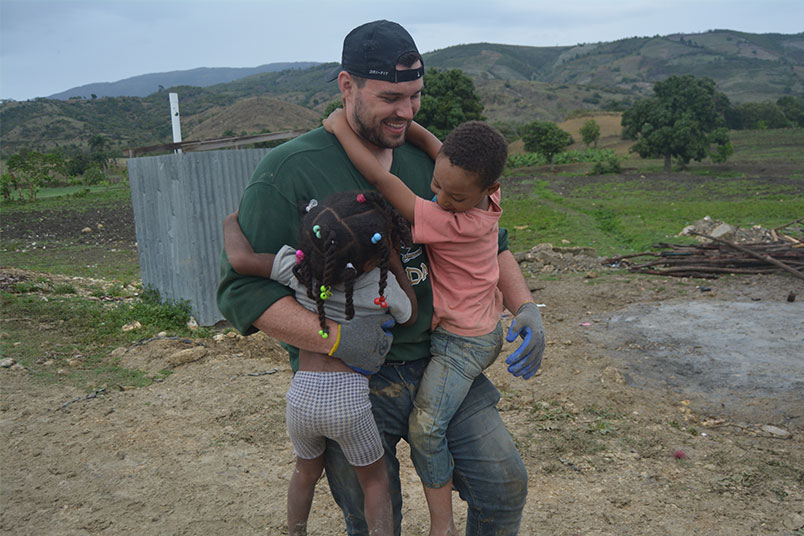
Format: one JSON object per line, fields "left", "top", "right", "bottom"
{"left": 330, "top": 315, "right": 395, "bottom": 374}
{"left": 504, "top": 302, "right": 546, "bottom": 379}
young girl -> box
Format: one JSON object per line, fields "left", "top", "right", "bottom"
{"left": 223, "top": 190, "right": 417, "bottom": 536}
{"left": 324, "top": 111, "right": 534, "bottom": 536}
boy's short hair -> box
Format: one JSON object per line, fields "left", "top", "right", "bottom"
{"left": 440, "top": 121, "right": 508, "bottom": 189}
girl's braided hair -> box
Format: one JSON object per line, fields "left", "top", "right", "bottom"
{"left": 292, "top": 191, "right": 411, "bottom": 337}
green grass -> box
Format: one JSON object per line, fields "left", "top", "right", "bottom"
{"left": 1, "top": 244, "right": 140, "bottom": 281}
{"left": 1, "top": 183, "right": 130, "bottom": 212}
{"left": 728, "top": 128, "right": 804, "bottom": 162}
{"left": 0, "top": 280, "right": 209, "bottom": 390}
{"left": 35, "top": 183, "right": 127, "bottom": 199}
{"left": 501, "top": 143, "right": 804, "bottom": 255}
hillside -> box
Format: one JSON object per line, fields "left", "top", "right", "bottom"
{"left": 425, "top": 30, "right": 804, "bottom": 102}
{"left": 1, "top": 29, "right": 801, "bottom": 156}
{"left": 183, "top": 97, "right": 321, "bottom": 140}
{"left": 47, "top": 62, "right": 320, "bottom": 100}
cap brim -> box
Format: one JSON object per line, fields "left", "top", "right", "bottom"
{"left": 325, "top": 64, "right": 342, "bottom": 82}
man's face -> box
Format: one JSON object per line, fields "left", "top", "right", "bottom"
{"left": 343, "top": 61, "right": 424, "bottom": 149}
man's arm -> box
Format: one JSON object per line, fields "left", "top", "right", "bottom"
{"left": 253, "top": 296, "right": 338, "bottom": 353}
{"left": 498, "top": 250, "right": 533, "bottom": 314}
{"left": 498, "top": 249, "right": 546, "bottom": 379}
{"left": 218, "top": 172, "right": 394, "bottom": 374}
{"left": 324, "top": 109, "right": 418, "bottom": 222}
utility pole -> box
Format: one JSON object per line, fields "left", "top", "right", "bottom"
{"left": 169, "top": 92, "right": 182, "bottom": 154}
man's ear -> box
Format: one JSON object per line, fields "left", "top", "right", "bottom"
{"left": 486, "top": 181, "right": 501, "bottom": 196}
{"left": 338, "top": 71, "right": 354, "bottom": 100}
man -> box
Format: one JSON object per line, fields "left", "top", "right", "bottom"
{"left": 217, "top": 20, "right": 545, "bottom": 535}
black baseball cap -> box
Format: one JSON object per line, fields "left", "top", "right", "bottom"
{"left": 325, "top": 20, "right": 424, "bottom": 83}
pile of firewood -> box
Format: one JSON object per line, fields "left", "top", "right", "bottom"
{"left": 603, "top": 218, "right": 804, "bottom": 281}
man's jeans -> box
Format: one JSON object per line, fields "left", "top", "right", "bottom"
{"left": 322, "top": 356, "right": 527, "bottom": 536}
{"left": 409, "top": 322, "right": 504, "bottom": 488}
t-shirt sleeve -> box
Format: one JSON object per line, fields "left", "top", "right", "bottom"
{"left": 412, "top": 196, "right": 498, "bottom": 245}
{"left": 412, "top": 197, "right": 456, "bottom": 244}
{"left": 386, "top": 273, "right": 412, "bottom": 324}
{"left": 269, "top": 245, "right": 298, "bottom": 286}
{"left": 216, "top": 181, "right": 298, "bottom": 335}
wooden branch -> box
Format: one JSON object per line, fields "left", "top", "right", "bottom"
{"left": 688, "top": 231, "right": 804, "bottom": 281}
{"left": 772, "top": 216, "right": 804, "bottom": 232}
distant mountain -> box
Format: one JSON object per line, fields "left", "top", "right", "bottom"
{"left": 424, "top": 30, "right": 804, "bottom": 103}
{"left": 3, "top": 30, "right": 802, "bottom": 157}
{"left": 46, "top": 62, "right": 320, "bottom": 100}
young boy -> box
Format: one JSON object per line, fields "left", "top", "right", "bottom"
{"left": 325, "top": 111, "right": 519, "bottom": 536}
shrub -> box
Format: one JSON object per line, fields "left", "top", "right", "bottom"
{"left": 83, "top": 166, "right": 106, "bottom": 186}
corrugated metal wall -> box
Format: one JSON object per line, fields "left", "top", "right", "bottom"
{"left": 127, "top": 149, "right": 270, "bottom": 325}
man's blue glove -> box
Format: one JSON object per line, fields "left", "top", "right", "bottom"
{"left": 330, "top": 315, "right": 395, "bottom": 374}
{"left": 505, "top": 302, "right": 545, "bottom": 379}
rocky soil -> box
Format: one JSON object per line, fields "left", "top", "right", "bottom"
{"left": 1, "top": 195, "right": 803, "bottom": 535}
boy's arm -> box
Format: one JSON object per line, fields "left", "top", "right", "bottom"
{"left": 405, "top": 121, "right": 442, "bottom": 161}
{"left": 222, "top": 212, "right": 275, "bottom": 279}
{"left": 324, "top": 109, "right": 417, "bottom": 223}
{"left": 388, "top": 249, "right": 417, "bottom": 327}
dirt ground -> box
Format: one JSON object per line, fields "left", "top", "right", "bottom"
{"left": 2, "top": 198, "right": 804, "bottom": 535}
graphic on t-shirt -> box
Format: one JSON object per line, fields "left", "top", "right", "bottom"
{"left": 406, "top": 262, "right": 429, "bottom": 286}
{"left": 401, "top": 246, "right": 423, "bottom": 264}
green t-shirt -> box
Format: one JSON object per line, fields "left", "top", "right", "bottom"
{"left": 217, "top": 127, "right": 438, "bottom": 367}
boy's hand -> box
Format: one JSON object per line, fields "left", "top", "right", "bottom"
{"left": 323, "top": 107, "right": 346, "bottom": 134}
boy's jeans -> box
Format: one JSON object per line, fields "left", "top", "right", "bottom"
{"left": 409, "top": 322, "right": 504, "bottom": 488}
{"left": 322, "top": 353, "right": 527, "bottom": 536}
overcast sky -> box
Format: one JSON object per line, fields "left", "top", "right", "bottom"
{"left": 1, "top": 0, "right": 802, "bottom": 101}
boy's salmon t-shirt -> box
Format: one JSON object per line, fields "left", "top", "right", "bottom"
{"left": 411, "top": 190, "right": 503, "bottom": 337}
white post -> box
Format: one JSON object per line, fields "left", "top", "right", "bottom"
{"left": 169, "top": 92, "right": 182, "bottom": 154}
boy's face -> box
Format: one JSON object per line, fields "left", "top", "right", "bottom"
{"left": 430, "top": 155, "right": 499, "bottom": 213}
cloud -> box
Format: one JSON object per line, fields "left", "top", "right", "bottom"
{"left": 1, "top": 0, "right": 802, "bottom": 100}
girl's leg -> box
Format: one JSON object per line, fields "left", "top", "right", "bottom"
{"left": 352, "top": 457, "right": 393, "bottom": 536}
{"left": 287, "top": 455, "right": 325, "bottom": 536}
{"left": 422, "top": 481, "right": 458, "bottom": 536}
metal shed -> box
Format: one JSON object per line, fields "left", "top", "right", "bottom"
{"left": 127, "top": 149, "right": 270, "bottom": 326}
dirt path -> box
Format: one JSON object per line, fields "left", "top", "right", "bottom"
{"left": 2, "top": 272, "right": 803, "bottom": 535}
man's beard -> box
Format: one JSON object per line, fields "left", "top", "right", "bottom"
{"left": 351, "top": 94, "right": 409, "bottom": 149}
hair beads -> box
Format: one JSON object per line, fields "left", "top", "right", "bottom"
{"left": 291, "top": 191, "right": 412, "bottom": 339}
{"left": 319, "top": 285, "right": 332, "bottom": 300}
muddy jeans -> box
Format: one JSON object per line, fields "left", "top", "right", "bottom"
{"left": 322, "top": 357, "right": 527, "bottom": 535}
{"left": 409, "top": 323, "right": 504, "bottom": 488}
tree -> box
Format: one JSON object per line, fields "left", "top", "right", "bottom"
{"left": 88, "top": 134, "right": 110, "bottom": 169}
{"left": 621, "top": 74, "right": 732, "bottom": 172}
{"left": 731, "top": 102, "right": 789, "bottom": 129}
{"left": 580, "top": 119, "right": 600, "bottom": 148}
{"left": 88, "top": 134, "right": 109, "bottom": 153}
{"left": 320, "top": 99, "right": 343, "bottom": 122}
{"left": 776, "top": 95, "right": 804, "bottom": 127}
{"left": 521, "top": 121, "right": 573, "bottom": 169}
{"left": 416, "top": 68, "right": 484, "bottom": 140}
{"left": 5, "top": 151, "right": 65, "bottom": 201}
